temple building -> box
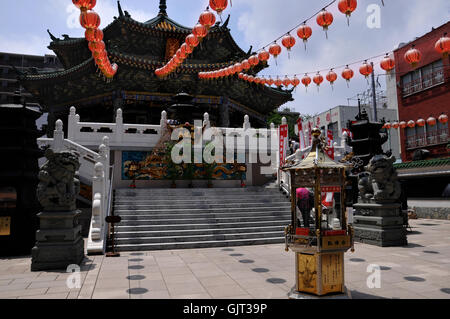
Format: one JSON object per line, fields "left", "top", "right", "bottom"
{"left": 19, "top": 0, "right": 293, "bottom": 135}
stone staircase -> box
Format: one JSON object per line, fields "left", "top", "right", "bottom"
{"left": 111, "top": 187, "right": 291, "bottom": 251}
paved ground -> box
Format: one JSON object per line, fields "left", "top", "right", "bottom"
{"left": 1, "top": 219, "right": 450, "bottom": 299}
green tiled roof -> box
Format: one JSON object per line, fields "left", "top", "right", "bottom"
{"left": 394, "top": 157, "right": 450, "bottom": 169}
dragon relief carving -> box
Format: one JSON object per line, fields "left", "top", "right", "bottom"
{"left": 358, "top": 155, "right": 401, "bottom": 203}
{"left": 37, "top": 149, "right": 80, "bottom": 211}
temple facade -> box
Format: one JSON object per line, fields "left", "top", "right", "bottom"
{"left": 19, "top": 0, "right": 293, "bottom": 135}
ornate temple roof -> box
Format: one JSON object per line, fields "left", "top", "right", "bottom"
{"left": 20, "top": 0, "right": 293, "bottom": 116}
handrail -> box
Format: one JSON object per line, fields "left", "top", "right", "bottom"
{"left": 103, "top": 165, "right": 114, "bottom": 253}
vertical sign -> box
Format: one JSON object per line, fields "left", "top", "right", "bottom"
{"left": 279, "top": 124, "right": 288, "bottom": 167}
{"left": 297, "top": 118, "right": 306, "bottom": 151}
{"left": 326, "top": 130, "right": 335, "bottom": 160}
{"left": 308, "top": 121, "right": 313, "bottom": 147}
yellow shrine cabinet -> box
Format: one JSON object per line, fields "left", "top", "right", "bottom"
{"left": 282, "top": 128, "right": 354, "bottom": 298}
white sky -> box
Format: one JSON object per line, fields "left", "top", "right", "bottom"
{"left": 1, "top": 0, "right": 449, "bottom": 116}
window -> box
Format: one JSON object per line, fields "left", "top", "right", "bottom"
{"left": 0, "top": 187, "right": 17, "bottom": 210}
{"left": 401, "top": 59, "right": 445, "bottom": 96}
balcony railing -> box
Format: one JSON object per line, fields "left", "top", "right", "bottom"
{"left": 402, "top": 70, "right": 445, "bottom": 97}
{"left": 405, "top": 128, "right": 449, "bottom": 149}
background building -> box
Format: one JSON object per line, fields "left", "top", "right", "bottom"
{"left": 0, "top": 52, "right": 62, "bottom": 106}
{"left": 393, "top": 21, "right": 450, "bottom": 163}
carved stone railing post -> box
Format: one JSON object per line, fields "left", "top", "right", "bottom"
{"left": 243, "top": 115, "right": 251, "bottom": 130}
{"left": 203, "top": 112, "right": 211, "bottom": 129}
{"left": 115, "top": 108, "right": 123, "bottom": 143}
{"left": 90, "top": 162, "right": 104, "bottom": 242}
{"left": 68, "top": 107, "right": 76, "bottom": 140}
{"left": 53, "top": 119, "right": 64, "bottom": 152}
{"left": 160, "top": 110, "right": 167, "bottom": 134}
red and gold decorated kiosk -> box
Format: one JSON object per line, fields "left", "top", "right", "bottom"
{"left": 282, "top": 128, "right": 354, "bottom": 298}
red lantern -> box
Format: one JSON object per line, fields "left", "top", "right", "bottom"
{"left": 297, "top": 23, "right": 312, "bottom": 50}
{"left": 238, "top": 73, "right": 244, "bottom": 79}
{"left": 241, "top": 59, "right": 251, "bottom": 70}
{"left": 282, "top": 76, "right": 291, "bottom": 88}
{"left": 399, "top": 121, "right": 407, "bottom": 129}
{"left": 292, "top": 76, "right": 300, "bottom": 87}
{"left": 404, "top": 45, "right": 421, "bottom": 68}
{"left": 248, "top": 55, "right": 259, "bottom": 67}
{"left": 85, "top": 28, "right": 103, "bottom": 42}
{"left": 89, "top": 40, "right": 105, "bottom": 52}
{"left": 257, "top": 49, "right": 270, "bottom": 62}
{"left": 193, "top": 23, "right": 208, "bottom": 39}
{"left": 316, "top": 9, "right": 333, "bottom": 38}
{"left": 186, "top": 34, "right": 199, "bottom": 48}
{"left": 313, "top": 72, "right": 323, "bottom": 91}
{"left": 392, "top": 122, "right": 399, "bottom": 129}
{"left": 267, "top": 77, "right": 274, "bottom": 86}
{"left": 242, "top": 74, "right": 249, "bottom": 81}
{"left": 416, "top": 119, "right": 426, "bottom": 127}
{"left": 80, "top": 10, "right": 101, "bottom": 29}
{"left": 199, "top": 8, "right": 216, "bottom": 28}
{"left": 380, "top": 54, "right": 395, "bottom": 73}
{"left": 341, "top": 65, "right": 354, "bottom": 87}
{"left": 247, "top": 75, "right": 255, "bottom": 83}
{"left": 105, "top": 63, "right": 118, "bottom": 79}
{"left": 427, "top": 117, "right": 436, "bottom": 127}
{"left": 73, "top": 0, "right": 96, "bottom": 12}
{"left": 281, "top": 33, "right": 296, "bottom": 58}
{"left": 209, "top": 0, "right": 228, "bottom": 16}
{"left": 274, "top": 77, "right": 283, "bottom": 87}
{"left": 269, "top": 42, "right": 282, "bottom": 64}
{"left": 302, "top": 74, "right": 312, "bottom": 91}
{"left": 359, "top": 60, "right": 373, "bottom": 78}
{"left": 254, "top": 77, "right": 262, "bottom": 84}
{"left": 181, "top": 43, "right": 193, "bottom": 55}
{"left": 384, "top": 122, "right": 391, "bottom": 129}
{"left": 338, "top": 0, "right": 357, "bottom": 25}
{"left": 260, "top": 77, "right": 267, "bottom": 86}
{"left": 326, "top": 69, "right": 337, "bottom": 89}
{"left": 439, "top": 114, "right": 448, "bottom": 124}
{"left": 233, "top": 63, "right": 243, "bottom": 73}
{"left": 407, "top": 120, "right": 416, "bottom": 128}
{"left": 435, "top": 33, "right": 450, "bottom": 58}
{"left": 176, "top": 49, "right": 186, "bottom": 60}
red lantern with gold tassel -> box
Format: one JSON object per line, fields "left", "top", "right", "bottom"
{"left": 281, "top": 33, "right": 296, "bottom": 59}
{"left": 199, "top": 8, "right": 216, "bottom": 28}
{"left": 186, "top": 34, "right": 199, "bottom": 48}
{"left": 313, "top": 72, "right": 324, "bottom": 91}
{"left": 209, "top": 0, "right": 228, "bottom": 17}
{"left": 297, "top": 23, "right": 312, "bottom": 51}
{"left": 267, "top": 77, "right": 274, "bottom": 86}
{"left": 85, "top": 28, "right": 103, "bottom": 42}
{"left": 241, "top": 59, "right": 251, "bottom": 71}
{"left": 338, "top": 0, "right": 357, "bottom": 26}
{"left": 404, "top": 45, "right": 421, "bottom": 68}
{"left": 193, "top": 23, "right": 208, "bottom": 39}
{"left": 326, "top": 69, "right": 337, "bottom": 90}
{"left": 435, "top": 33, "right": 450, "bottom": 58}
{"left": 342, "top": 65, "right": 354, "bottom": 87}
{"left": 316, "top": 9, "right": 333, "bottom": 39}
{"left": 248, "top": 55, "right": 259, "bottom": 67}
{"left": 80, "top": 10, "right": 101, "bottom": 29}
{"left": 302, "top": 74, "right": 312, "bottom": 92}
{"left": 380, "top": 54, "right": 395, "bottom": 74}
{"left": 257, "top": 49, "right": 270, "bottom": 63}
{"left": 89, "top": 40, "right": 105, "bottom": 52}
{"left": 269, "top": 42, "right": 282, "bottom": 65}
{"left": 73, "top": 0, "right": 96, "bottom": 12}
{"left": 282, "top": 76, "right": 291, "bottom": 88}
{"left": 292, "top": 75, "right": 300, "bottom": 88}
{"left": 359, "top": 60, "right": 373, "bottom": 79}
{"left": 274, "top": 77, "right": 283, "bottom": 87}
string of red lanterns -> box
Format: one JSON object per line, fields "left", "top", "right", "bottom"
{"left": 73, "top": 0, "right": 118, "bottom": 80}
{"left": 156, "top": 3, "right": 230, "bottom": 77}
{"left": 383, "top": 114, "right": 448, "bottom": 130}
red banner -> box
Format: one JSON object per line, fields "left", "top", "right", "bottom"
{"left": 297, "top": 118, "right": 306, "bottom": 151}
{"left": 279, "top": 124, "right": 288, "bottom": 167}
{"left": 326, "top": 130, "right": 335, "bottom": 160}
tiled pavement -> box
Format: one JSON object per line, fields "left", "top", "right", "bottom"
{"left": 1, "top": 219, "right": 450, "bottom": 299}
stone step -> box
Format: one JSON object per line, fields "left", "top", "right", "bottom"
{"left": 114, "top": 194, "right": 287, "bottom": 201}
{"left": 117, "top": 211, "right": 290, "bottom": 221}
{"left": 115, "top": 206, "right": 290, "bottom": 215}
{"left": 114, "top": 201, "right": 290, "bottom": 209}
{"left": 115, "top": 231, "right": 284, "bottom": 244}
{"left": 114, "top": 225, "right": 285, "bottom": 238}
{"left": 113, "top": 237, "right": 285, "bottom": 251}
{"left": 115, "top": 188, "right": 281, "bottom": 195}
{"left": 115, "top": 219, "right": 291, "bottom": 232}
{"left": 117, "top": 215, "right": 291, "bottom": 226}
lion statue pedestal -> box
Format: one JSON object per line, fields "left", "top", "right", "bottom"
{"left": 31, "top": 149, "right": 85, "bottom": 271}
{"left": 352, "top": 155, "right": 407, "bottom": 247}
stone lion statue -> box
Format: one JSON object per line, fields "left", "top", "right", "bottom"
{"left": 358, "top": 155, "right": 401, "bottom": 203}
{"left": 37, "top": 149, "right": 80, "bottom": 211}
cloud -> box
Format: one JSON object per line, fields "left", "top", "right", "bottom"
{"left": 0, "top": 34, "right": 52, "bottom": 56}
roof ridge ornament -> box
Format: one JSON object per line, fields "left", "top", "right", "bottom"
{"left": 159, "top": 0, "right": 167, "bottom": 16}
{"left": 117, "top": 1, "right": 124, "bottom": 17}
